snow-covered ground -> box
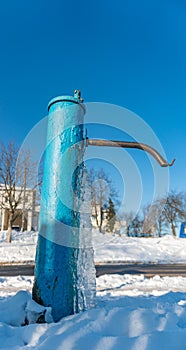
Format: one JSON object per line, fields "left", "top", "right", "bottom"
{"left": 0, "top": 231, "right": 37, "bottom": 264}
{"left": 92, "top": 230, "right": 186, "bottom": 264}
{"left": 1, "top": 274, "right": 186, "bottom": 349}
{"left": 1, "top": 230, "right": 186, "bottom": 349}
{"left": 1, "top": 229, "right": 186, "bottom": 264}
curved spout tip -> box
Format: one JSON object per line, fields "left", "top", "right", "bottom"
{"left": 168, "top": 158, "right": 176, "bottom": 167}
{"left": 162, "top": 158, "right": 176, "bottom": 167}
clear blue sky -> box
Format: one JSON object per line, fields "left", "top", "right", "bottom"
{"left": 0, "top": 0, "right": 186, "bottom": 209}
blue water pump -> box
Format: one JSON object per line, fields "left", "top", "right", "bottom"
{"left": 33, "top": 90, "right": 175, "bottom": 321}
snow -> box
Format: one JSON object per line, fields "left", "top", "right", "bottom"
{"left": 92, "top": 230, "right": 186, "bottom": 264}
{"left": 1, "top": 229, "right": 186, "bottom": 264}
{"left": 1, "top": 229, "right": 186, "bottom": 349}
{"left": 0, "top": 231, "right": 37, "bottom": 263}
{"left": 1, "top": 275, "right": 186, "bottom": 349}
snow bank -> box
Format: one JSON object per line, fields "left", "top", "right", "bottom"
{"left": 0, "top": 290, "right": 53, "bottom": 327}
{"left": 0, "top": 231, "right": 37, "bottom": 263}
{"left": 1, "top": 229, "right": 186, "bottom": 264}
{"left": 1, "top": 279, "right": 186, "bottom": 349}
{"left": 93, "top": 230, "right": 186, "bottom": 263}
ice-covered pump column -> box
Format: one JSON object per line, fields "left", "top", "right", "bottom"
{"left": 32, "top": 90, "right": 96, "bottom": 322}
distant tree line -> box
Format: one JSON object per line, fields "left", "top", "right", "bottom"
{"left": 87, "top": 167, "right": 186, "bottom": 237}
{"left": 123, "top": 191, "right": 186, "bottom": 237}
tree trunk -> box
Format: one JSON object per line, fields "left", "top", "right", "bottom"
{"left": 7, "top": 213, "right": 13, "bottom": 243}
{"left": 94, "top": 204, "right": 99, "bottom": 228}
{"left": 157, "top": 220, "right": 162, "bottom": 237}
{"left": 171, "top": 222, "right": 176, "bottom": 237}
{"left": 98, "top": 206, "right": 103, "bottom": 233}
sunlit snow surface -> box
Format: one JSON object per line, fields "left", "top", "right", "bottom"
{"left": 1, "top": 275, "right": 186, "bottom": 349}
{"left": 1, "top": 230, "right": 186, "bottom": 349}
{"left": 1, "top": 229, "right": 186, "bottom": 264}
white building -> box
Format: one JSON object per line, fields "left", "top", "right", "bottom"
{"left": 0, "top": 184, "right": 39, "bottom": 231}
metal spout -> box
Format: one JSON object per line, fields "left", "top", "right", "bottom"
{"left": 87, "top": 139, "right": 175, "bottom": 167}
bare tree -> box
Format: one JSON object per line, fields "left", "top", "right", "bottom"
{"left": 162, "top": 190, "right": 186, "bottom": 236}
{"left": 116, "top": 211, "right": 134, "bottom": 236}
{"left": 142, "top": 199, "right": 166, "bottom": 237}
{"left": 155, "top": 205, "right": 165, "bottom": 237}
{"left": 0, "top": 141, "right": 40, "bottom": 242}
{"left": 87, "top": 168, "right": 119, "bottom": 232}
{"left": 117, "top": 191, "right": 186, "bottom": 238}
